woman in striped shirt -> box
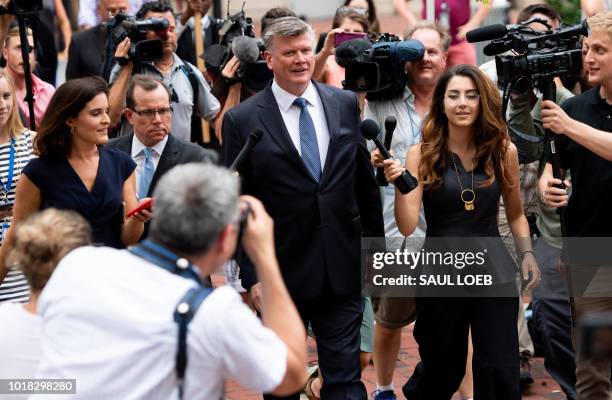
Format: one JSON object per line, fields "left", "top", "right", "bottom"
{"left": 0, "top": 68, "right": 36, "bottom": 303}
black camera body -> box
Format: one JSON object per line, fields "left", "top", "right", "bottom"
{"left": 496, "top": 48, "right": 583, "bottom": 86}
{"left": 108, "top": 12, "right": 169, "bottom": 63}
{"left": 216, "top": 10, "right": 255, "bottom": 47}
{"left": 336, "top": 33, "right": 425, "bottom": 101}
{"left": 470, "top": 19, "right": 589, "bottom": 88}
{"left": 205, "top": 9, "right": 272, "bottom": 93}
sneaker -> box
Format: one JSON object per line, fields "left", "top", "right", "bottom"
{"left": 520, "top": 353, "right": 534, "bottom": 387}
{"left": 372, "top": 389, "right": 397, "bottom": 400}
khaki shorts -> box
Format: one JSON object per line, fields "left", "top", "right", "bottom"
{"left": 373, "top": 296, "right": 417, "bottom": 329}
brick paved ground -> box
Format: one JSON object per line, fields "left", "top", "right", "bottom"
{"left": 223, "top": 323, "right": 565, "bottom": 400}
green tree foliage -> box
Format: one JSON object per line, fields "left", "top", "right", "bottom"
{"left": 547, "top": 0, "right": 582, "bottom": 24}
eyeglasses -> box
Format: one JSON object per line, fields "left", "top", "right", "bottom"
{"left": 336, "top": 6, "right": 369, "bottom": 17}
{"left": 132, "top": 107, "right": 173, "bottom": 119}
{"left": 444, "top": 92, "right": 480, "bottom": 106}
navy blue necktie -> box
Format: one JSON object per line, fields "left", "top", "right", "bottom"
{"left": 293, "top": 97, "right": 321, "bottom": 182}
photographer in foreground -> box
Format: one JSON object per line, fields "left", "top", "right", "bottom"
{"left": 108, "top": 1, "right": 220, "bottom": 141}
{"left": 538, "top": 11, "right": 612, "bottom": 400}
{"left": 32, "top": 164, "right": 306, "bottom": 399}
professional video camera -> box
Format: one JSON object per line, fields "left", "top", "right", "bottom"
{"left": 204, "top": 3, "right": 271, "bottom": 93}
{"left": 467, "top": 18, "right": 588, "bottom": 90}
{"left": 335, "top": 33, "right": 425, "bottom": 101}
{"left": 216, "top": 8, "right": 255, "bottom": 47}
{"left": 107, "top": 12, "right": 169, "bottom": 63}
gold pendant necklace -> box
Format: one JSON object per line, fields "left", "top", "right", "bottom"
{"left": 450, "top": 153, "right": 476, "bottom": 211}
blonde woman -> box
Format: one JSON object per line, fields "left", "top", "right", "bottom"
{"left": 0, "top": 68, "right": 36, "bottom": 303}
{"left": 0, "top": 208, "right": 91, "bottom": 381}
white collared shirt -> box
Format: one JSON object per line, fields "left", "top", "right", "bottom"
{"left": 271, "top": 80, "right": 330, "bottom": 172}
{"left": 131, "top": 134, "right": 169, "bottom": 196}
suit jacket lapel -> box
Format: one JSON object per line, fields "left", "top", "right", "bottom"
{"left": 314, "top": 81, "right": 340, "bottom": 187}
{"left": 257, "top": 86, "right": 315, "bottom": 180}
{"left": 115, "top": 134, "right": 133, "bottom": 154}
{"left": 148, "top": 135, "right": 178, "bottom": 196}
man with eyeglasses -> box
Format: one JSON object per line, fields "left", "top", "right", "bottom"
{"left": 2, "top": 26, "right": 55, "bottom": 129}
{"left": 67, "top": 0, "right": 129, "bottom": 80}
{"left": 108, "top": 0, "right": 220, "bottom": 142}
{"left": 108, "top": 75, "right": 217, "bottom": 228}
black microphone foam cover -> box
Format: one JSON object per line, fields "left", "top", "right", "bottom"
{"left": 335, "top": 38, "right": 372, "bottom": 68}
{"left": 250, "top": 128, "right": 263, "bottom": 142}
{"left": 232, "top": 35, "right": 260, "bottom": 64}
{"left": 466, "top": 24, "right": 508, "bottom": 43}
{"left": 360, "top": 119, "right": 381, "bottom": 141}
{"left": 384, "top": 116, "right": 397, "bottom": 132}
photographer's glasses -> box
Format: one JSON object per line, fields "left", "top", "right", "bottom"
{"left": 132, "top": 107, "right": 173, "bottom": 119}
{"left": 444, "top": 92, "right": 480, "bottom": 106}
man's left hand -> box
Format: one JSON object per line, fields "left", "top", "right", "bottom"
{"left": 541, "top": 100, "right": 575, "bottom": 135}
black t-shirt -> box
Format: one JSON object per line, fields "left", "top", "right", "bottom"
{"left": 545, "top": 86, "right": 612, "bottom": 237}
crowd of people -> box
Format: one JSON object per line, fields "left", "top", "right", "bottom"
{"left": 0, "top": 0, "right": 610, "bottom": 399}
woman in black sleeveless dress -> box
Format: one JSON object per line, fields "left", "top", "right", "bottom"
{"left": 384, "top": 64, "right": 541, "bottom": 399}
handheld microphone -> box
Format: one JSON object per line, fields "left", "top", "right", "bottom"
{"left": 230, "top": 128, "right": 263, "bottom": 171}
{"left": 376, "top": 117, "right": 397, "bottom": 186}
{"left": 360, "top": 119, "right": 417, "bottom": 194}
{"left": 466, "top": 24, "right": 509, "bottom": 43}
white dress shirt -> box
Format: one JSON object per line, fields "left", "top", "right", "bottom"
{"left": 271, "top": 80, "right": 330, "bottom": 172}
{"left": 34, "top": 246, "right": 287, "bottom": 400}
{"left": 131, "top": 134, "right": 168, "bottom": 196}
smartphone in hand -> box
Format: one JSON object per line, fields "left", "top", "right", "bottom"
{"left": 334, "top": 32, "right": 368, "bottom": 47}
{"left": 127, "top": 198, "right": 154, "bottom": 218}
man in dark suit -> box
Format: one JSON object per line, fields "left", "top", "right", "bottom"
{"left": 108, "top": 74, "right": 217, "bottom": 201}
{"left": 222, "top": 16, "right": 383, "bottom": 400}
{"left": 176, "top": 0, "right": 218, "bottom": 66}
{"left": 66, "top": 0, "right": 129, "bottom": 80}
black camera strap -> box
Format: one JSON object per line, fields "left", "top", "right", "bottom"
{"left": 129, "top": 240, "right": 214, "bottom": 400}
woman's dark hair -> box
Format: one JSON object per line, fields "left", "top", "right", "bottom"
{"left": 34, "top": 76, "right": 109, "bottom": 157}
{"left": 343, "top": 0, "right": 380, "bottom": 32}
{"left": 419, "top": 64, "right": 513, "bottom": 190}
{"left": 332, "top": 9, "right": 370, "bottom": 32}
{"left": 136, "top": 0, "right": 174, "bottom": 19}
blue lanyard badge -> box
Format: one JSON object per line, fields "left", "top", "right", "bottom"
{"left": 0, "top": 137, "right": 15, "bottom": 204}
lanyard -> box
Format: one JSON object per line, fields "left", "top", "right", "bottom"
{"left": 405, "top": 100, "right": 421, "bottom": 146}
{"left": 0, "top": 137, "right": 16, "bottom": 203}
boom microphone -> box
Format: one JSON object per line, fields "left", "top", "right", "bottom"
{"left": 230, "top": 128, "right": 263, "bottom": 171}
{"left": 360, "top": 119, "right": 417, "bottom": 194}
{"left": 231, "top": 35, "right": 260, "bottom": 65}
{"left": 335, "top": 38, "right": 372, "bottom": 68}
{"left": 466, "top": 24, "right": 508, "bottom": 43}
{"left": 376, "top": 116, "right": 397, "bottom": 186}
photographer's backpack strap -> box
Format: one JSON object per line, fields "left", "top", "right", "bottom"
{"left": 129, "top": 240, "right": 219, "bottom": 398}
{"left": 178, "top": 64, "right": 199, "bottom": 110}
{"left": 173, "top": 286, "right": 213, "bottom": 400}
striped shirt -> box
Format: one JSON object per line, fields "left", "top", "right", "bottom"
{"left": 0, "top": 130, "right": 35, "bottom": 303}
